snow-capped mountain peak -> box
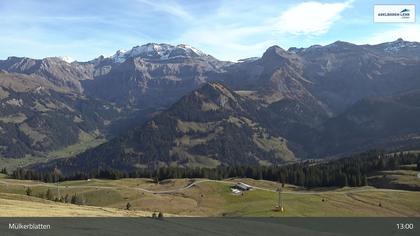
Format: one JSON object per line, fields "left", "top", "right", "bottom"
{"left": 110, "top": 43, "right": 207, "bottom": 63}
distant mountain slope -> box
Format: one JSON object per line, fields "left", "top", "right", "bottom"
{"left": 316, "top": 90, "right": 420, "bottom": 156}
{"left": 223, "top": 39, "right": 420, "bottom": 114}
{"left": 34, "top": 83, "right": 296, "bottom": 174}
{"left": 0, "top": 57, "right": 92, "bottom": 92}
{"left": 295, "top": 40, "right": 420, "bottom": 113}
{"left": 0, "top": 71, "right": 117, "bottom": 158}
{"left": 82, "top": 54, "right": 226, "bottom": 108}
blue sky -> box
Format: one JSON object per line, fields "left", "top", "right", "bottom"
{"left": 0, "top": 0, "right": 419, "bottom": 61}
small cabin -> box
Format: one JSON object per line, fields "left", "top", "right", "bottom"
{"left": 232, "top": 182, "right": 252, "bottom": 191}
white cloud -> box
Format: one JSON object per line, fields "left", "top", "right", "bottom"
{"left": 357, "top": 25, "right": 420, "bottom": 45}
{"left": 277, "top": 1, "right": 352, "bottom": 35}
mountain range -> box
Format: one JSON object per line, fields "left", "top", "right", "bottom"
{"left": 1, "top": 39, "right": 420, "bottom": 174}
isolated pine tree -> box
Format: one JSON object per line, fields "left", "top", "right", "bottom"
{"left": 25, "top": 187, "right": 32, "bottom": 196}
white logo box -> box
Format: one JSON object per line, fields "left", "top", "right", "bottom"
{"left": 374, "top": 4, "right": 416, "bottom": 23}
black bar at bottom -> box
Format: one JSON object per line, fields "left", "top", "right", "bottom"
{"left": 0, "top": 217, "right": 419, "bottom": 236}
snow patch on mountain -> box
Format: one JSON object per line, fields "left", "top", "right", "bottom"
{"left": 58, "top": 56, "right": 75, "bottom": 63}
{"left": 383, "top": 38, "right": 418, "bottom": 53}
{"left": 238, "top": 57, "right": 259, "bottom": 63}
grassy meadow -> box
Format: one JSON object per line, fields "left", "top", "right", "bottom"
{"left": 0, "top": 175, "right": 419, "bottom": 217}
